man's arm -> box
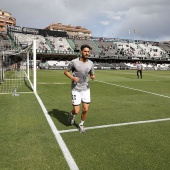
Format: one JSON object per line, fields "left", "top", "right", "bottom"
{"left": 90, "top": 63, "right": 95, "bottom": 80}
{"left": 64, "top": 69, "right": 79, "bottom": 83}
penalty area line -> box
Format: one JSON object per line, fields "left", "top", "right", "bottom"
{"left": 59, "top": 118, "right": 170, "bottom": 134}
{"left": 95, "top": 80, "right": 170, "bottom": 99}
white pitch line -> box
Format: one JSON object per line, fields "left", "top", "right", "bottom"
{"left": 34, "top": 92, "right": 79, "bottom": 170}
{"left": 96, "top": 80, "right": 170, "bottom": 99}
{"left": 59, "top": 118, "right": 170, "bottom": 134}
{"left": 17, "top": 92, "right": 34, "bottom": 93}
{"left": 0, "top": 92, "right": 34, "bottom": 95}
{"left": 38, "top": 82, "right": 68, "bottom": 85}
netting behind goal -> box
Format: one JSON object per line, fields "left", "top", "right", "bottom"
{"left": 0, "top": 41, "right": 36, "bottom": 94}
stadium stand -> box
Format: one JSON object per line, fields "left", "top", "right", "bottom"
{"left": 1, "top": 26, "right": 170, "bottom": 72}
{"left": 93, "top": 39, "right": 117, "bottom": 58}
{"left": 13, "top": 33, "right": 51, "bottom": 51}
{"left": 0, "top": 33, "right": 12, "bottom": 51}
{"left": 45, "top": 36, "right": 73, "bottom": 53}
{"left": 159, "top": 42, "right": 170, "bottom": 57}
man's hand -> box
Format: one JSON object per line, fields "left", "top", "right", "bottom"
{"left": 73, "top": 77, "right": 80, "bottom": 83}
{"left": 64, "top": 70, "right": 79, "bottom": 83}
{"left": 90, "top": 74, "right": 95, "bottom": 80}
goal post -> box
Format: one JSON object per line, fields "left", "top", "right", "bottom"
{"left": 25, "top": 40, "right": 37, "bottom": 93}
{"left": 33, "top": 40, "right": 37, "bottom": 93}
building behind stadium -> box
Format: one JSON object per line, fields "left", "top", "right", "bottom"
{"left": 45, "top": 23, "right": 91, "bottom": 38}
{"left": 0, "top": 9, "right": 16, "bottom": 32}
{"left": 0, "top": 9, "right": 91, "bottom": 38}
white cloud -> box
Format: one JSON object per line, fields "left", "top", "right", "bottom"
{"left": 1, "top": 0, "right": 170, "bottom": 41}
{"left": 99, "top": 21, "right": 110, "bottom": 26}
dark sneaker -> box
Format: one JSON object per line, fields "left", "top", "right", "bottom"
{"left": 78, "top": 125, "right": 85, "bottom": 133}
{"left": 68, "top": 111, "right": 74, "bottom": 125}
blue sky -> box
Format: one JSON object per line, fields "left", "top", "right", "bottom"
{"left": 1, "top": 0, "right": 170, "bottom": 41}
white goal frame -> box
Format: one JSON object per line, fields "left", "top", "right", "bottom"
{"left": 26, "top": 40, "right": 37, "bottom": 93}
{"left": 0, "top": 39, "right": 37, "bottom": 94}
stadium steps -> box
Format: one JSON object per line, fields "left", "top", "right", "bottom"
{"left": 7, "top": 32, "right": 22, "bottom": 51}
{"left": 7, "top": 36, "right": 16, "bottom": 49}
{"left": 67, "top": 39, "right": 76, "bottom": 50}
{"left": 44, "top": 37, "right": 55, "bottom": 52}
{"left": 91, "top": 40, "right": 101, "bottom": 52}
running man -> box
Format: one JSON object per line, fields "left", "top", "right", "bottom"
{"left": 64, "top": 44, "right": 95, "bottom": 133}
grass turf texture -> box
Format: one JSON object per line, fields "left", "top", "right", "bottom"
{"left": 0, "top": 94, "right": 69, "bottom": 169}
{"left": 0, "top": 69, "right": 170, "bottom": 169}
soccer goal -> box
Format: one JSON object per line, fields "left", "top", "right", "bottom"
{"left": 0, "top": 40, "right": 37, "bottom": 94}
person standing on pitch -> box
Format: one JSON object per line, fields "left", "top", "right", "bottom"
{"left": 136, "top": 61, "right": 143, "bottom": 79}
{"left": 64, "top": 44, "right": 95, "bottom": 133}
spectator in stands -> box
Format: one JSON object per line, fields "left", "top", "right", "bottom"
{"left": 64, "top": 44, "right": 95, "bottom": 133}
{"left": 136, "top": 61, "right": 143, "bottom": 79}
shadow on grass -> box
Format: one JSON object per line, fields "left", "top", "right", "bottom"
{"left": 125, "top": 77, "right": 137, "bottom": 79}
{"left": 48, "top": 109, "right": 78, "bottom": 128}
{"left": 24, "top": 77, "right": 33, "bottom": 91}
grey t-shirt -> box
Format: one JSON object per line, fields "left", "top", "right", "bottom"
{"left": 137, "top": 63, "right": 143, "bottom": 70}
{"left": 67, "top": 57, "right": 94, "bottom": 91}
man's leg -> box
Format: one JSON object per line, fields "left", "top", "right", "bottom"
{"left": 69, "top": 91, "right": 81, "bottom": 125}
{"left": 137, "top": 70, "right": 139, "bottom": 79}
{"left": 73, "top": 105, "right": 81, "bottom": 115}
{"left": 78, "top": 103, "right": 89, "bottom": 133}
{"left": 69, "top": 105, "right": 80, "bottom": 125}
{"left": 81, "top": 103, "right": 89, "bottom": 122}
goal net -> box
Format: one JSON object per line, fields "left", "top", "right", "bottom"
{"left": 0, "top": 40, "right": 37, "bottom": 94}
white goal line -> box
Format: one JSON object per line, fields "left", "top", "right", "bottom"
{"left": 58, "top": 117, "right": 170, "bottom": 134}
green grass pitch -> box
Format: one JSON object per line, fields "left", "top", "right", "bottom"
{"left": 0, "top": 69, "right": 170, "bottom": 170}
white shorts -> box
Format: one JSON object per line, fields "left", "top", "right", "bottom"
{"left": 71, "top": 89, "right": 91, "bottom": 105}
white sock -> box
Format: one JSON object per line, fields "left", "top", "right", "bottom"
{"left": 79, "top": 120, "right": 84, "bottom": 126}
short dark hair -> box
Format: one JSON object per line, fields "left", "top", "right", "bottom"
{"left": 81, "top": 44, "right": 92, "bottom": 51}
